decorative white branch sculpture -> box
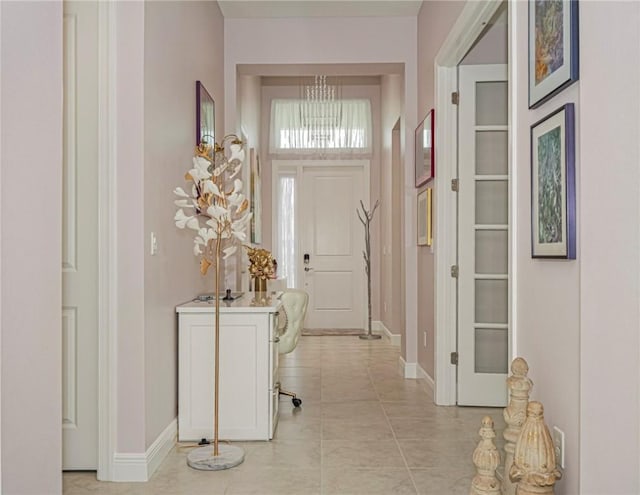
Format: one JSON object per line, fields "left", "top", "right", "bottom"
{"left": 356, "top": 199, "right": 380, "bottom": 340}
{"left": 174, "top": 136, "right": 251, "bottom": 471}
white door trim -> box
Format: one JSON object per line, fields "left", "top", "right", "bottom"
{"left": 96, "top": 0, "right": 117, "bottom": 481}
{"left": 433, "top": 0, "right": 506, "bottom": 406}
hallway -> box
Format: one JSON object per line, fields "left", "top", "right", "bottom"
{"left": 64, "top": 335, "right": 504, "bottom": 494}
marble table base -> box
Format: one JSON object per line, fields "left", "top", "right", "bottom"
{"left": 187, "top": 444, "right": 245, "bottom": 471}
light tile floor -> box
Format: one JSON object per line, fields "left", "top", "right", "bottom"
{"left": 64, "top": 335, "right": 505, "bottom": 495}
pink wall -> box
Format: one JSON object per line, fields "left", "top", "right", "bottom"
{"left": 1, "top": 1, "right": 63, "bottom": 492}
{"left": 460, "top": 10, "right": 507, "bottom": 66}
{"left": 416, "top": 1, "right": 465, "bottom": 378}
{"left": 578, "top": 2, "right": 639, "bottom": 492}
{"left": 515, "top": 2, "right": 640, "bottom": 492}
{"left": 380, "top": 75, "right": 405, "bottom": 338}
{"left": 115, "top": 1, "right": 146, "bottom": 454}
{"left": 513, "top": 2, "right": 580, "bottom": 491}
{"left": 234, "top": 75, "right": 262, "bottom": 290}
{"left": 143, "top": 0, "right": 225, "bottom": 449}
{"left": 238, "top": 76, "right": 261, "bottom": 152}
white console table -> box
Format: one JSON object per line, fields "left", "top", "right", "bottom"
{"left": 176, "top": 294, "right": 281, "bottom": 441}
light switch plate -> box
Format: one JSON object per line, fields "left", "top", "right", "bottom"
{"left": 552, "top": 426, "right": 565, "bottom": 469}
{"left": 150, "top": 232, "right": 158, "bottom": 255}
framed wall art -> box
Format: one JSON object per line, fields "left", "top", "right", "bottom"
{"left": 530, "top": 103, "right": 576, "bottom": 259}
{"left": 529, "top": 0, "right": 579, "bottom": 108}
{"left": 196, "top": 81, "right": 215, "bottom": 146}
{"left": 415, "top": 109, "right": 435, "bottom": 187}
{"left": 417, "top": 187, "right": 432, "bottom": 246}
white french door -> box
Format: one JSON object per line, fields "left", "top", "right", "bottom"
{"left": 273, "top": 161, "right": 368, "bottom": 330}
{"left": 457, "top": 64, "right": 510, "bottom": 407}
{"left": 62, "top": 0, "right": 99, "bottom": 469}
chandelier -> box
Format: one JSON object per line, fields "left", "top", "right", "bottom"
{"left": 304, "top": 75, "right": 336, "bottom": 102}
{"left": 301, "top": 75, "right": 341, "bottom": 147}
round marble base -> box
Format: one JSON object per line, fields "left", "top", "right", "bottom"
{"left": 359, "top": 333, "right": 382, "bottom": 340}
{"left": 186, "top": 444, "right": 245, "bottom": 471}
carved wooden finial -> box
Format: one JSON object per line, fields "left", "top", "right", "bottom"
{"left": 509, "top": 401, "right": 562, "bottom": 495}
{"left": 471, "top": 416, "right": 501, "bottom": 495}
{"left": 501, "top": 357, "right": 533, "bottom": 495}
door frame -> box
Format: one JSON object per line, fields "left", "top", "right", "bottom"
{"left": 433, "top": 0, "right": 516, "bottom": 405}
{"left": 271, "top": 159, "right": 370, "bottom": 328}
{"left": 95, "top": 0, "right": 117, "bottom": 480}
{"left": 62, "top": 0, "right": 116, "bottom": 478}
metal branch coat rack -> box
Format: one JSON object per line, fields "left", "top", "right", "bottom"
{"left": 357, "top": 199, "right": 380, "bottom": 340}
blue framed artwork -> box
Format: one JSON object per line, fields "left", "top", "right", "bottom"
{"left": 528, "top": 0, "right": 579, "bottom": 108}
{"left": 530, "top": 103, "right": 576, "bottom": 259}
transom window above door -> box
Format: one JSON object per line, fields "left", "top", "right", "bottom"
{"left": 269, "top": 99, "right": 372, "bottom": 153}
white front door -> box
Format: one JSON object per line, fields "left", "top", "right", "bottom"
{"left": 301, "top": 166, "right": 366, "bottom": 329}
{"left": 457, "top": 64, "right": 509, "bottom": 406}
{"left": 62, "top": 0, "right": 99, "bottom": 469}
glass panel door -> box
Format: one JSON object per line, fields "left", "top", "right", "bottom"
{"left": 457, "top": 64, "right": 509, "bottom": 406}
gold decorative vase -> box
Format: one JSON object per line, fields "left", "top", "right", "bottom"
{"left": 254, "top": 278, "right": 267, "bottom": 293}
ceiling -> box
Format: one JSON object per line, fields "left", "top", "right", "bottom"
{"left": 218, "top": 0, "right": 423, "bottom": 18}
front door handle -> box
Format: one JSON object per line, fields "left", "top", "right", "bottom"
{"left": 304, "top": 267, "right": 314, "bottom": 272}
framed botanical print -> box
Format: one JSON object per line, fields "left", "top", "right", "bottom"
{"left": 529, "top": 0, "right": 579, "bottom": 108}
{"left": 530, "top": 103, "right": 576, "bottom": 259}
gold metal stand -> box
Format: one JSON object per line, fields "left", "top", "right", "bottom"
{"left": 186, "top": 240, "right": 244, "bottom": 471}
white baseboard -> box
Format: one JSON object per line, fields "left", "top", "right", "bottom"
{"left": 398, "top": 355, "right": 407, "bottom": 377}
{"left": 112, "top": 453, "right": 148, "bottom": 482}
{"left": 112, "top": 418, "right": 176, "bottom": 482}
{"left": 398, "top": 357, "right": 436, "bottom": 399}
{"left": 372, "top": 320, "right": 401, "bottom": 346}
{"left": 399, "top": 356, "right": 418, "bottom": 378}
{"left": 146, "top": 417, "right": 177, "bottom": 479}
{"left": 417, "top": 364, "right": 435, "bottom": 401}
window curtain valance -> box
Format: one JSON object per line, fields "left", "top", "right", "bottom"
{"left": 269, "top": 98, "right": 372, "bottom": 155}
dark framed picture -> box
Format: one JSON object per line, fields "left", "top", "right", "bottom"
{"left": 415, "top": 109, "right": 435, "bottom": 187}
{"left": 196, "top": 81, "right": 215, "bottom": 146}
{"left": 528, "top": 0, "right": 579, "bottom": 108}
{"left": 530, "top": 103, "right": 576, "bottom": 259}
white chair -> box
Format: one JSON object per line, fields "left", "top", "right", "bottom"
{"left": 277, "top": 289, "right": 309, "bottom": 407}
